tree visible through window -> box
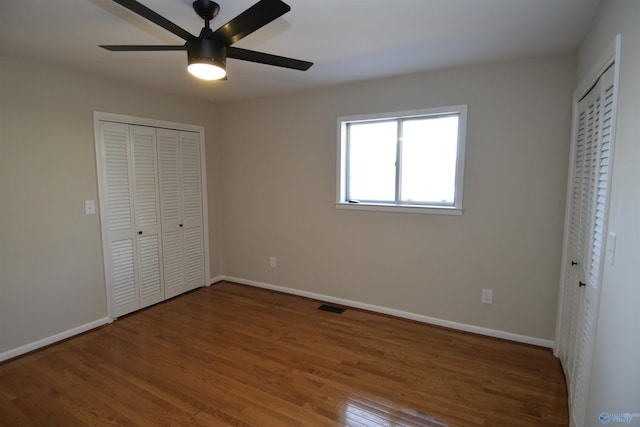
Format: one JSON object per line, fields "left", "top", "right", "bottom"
{"left": 338, "top": 105, "right": 467, "bottom": 213}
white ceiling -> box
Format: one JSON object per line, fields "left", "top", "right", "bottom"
{"left": 0, "top": 0, "right": 600, "bottom": 103}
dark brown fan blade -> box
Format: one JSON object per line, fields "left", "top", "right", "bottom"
{"left": 212, "top": 0, "right": 290, "bottom": 45}
{"left": 228, "top": 47, "right": 312, "bottom": 71}
{"left": 111, "top": 0, "right": 194, "bottom": 41}
{"left": 100, "top": 45, "right": 187, "bottom": 51}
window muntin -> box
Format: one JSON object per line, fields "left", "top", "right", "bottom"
{"left": 338, "top": 105, "right": 467, "bottom": 213}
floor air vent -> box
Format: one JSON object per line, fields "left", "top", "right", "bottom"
{"left": 318, "top": 304, "right": 345, "bottom": 314}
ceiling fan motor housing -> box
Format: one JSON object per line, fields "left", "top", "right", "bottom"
{"left": 187, "top": 38, "right": 227, "bottom": 68}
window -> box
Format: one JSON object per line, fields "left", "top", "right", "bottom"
{"left": 337, "top": 105, "right": 467, "bottom": 214}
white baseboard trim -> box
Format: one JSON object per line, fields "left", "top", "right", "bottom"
{"left": 209, "top": 275, "right": 225, "bottom": 285}
{"left": 222, "top": 276, "right": 554, "bottom": 348}
{"left": 0, "top": 317, "right": 109, "bottom": 363}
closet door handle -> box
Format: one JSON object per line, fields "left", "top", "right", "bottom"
{"left": 179, "top": 224, "right": 183, "bottom": 227}
{"left": 571, "top": 260, "right": 578, "bottom": 266}
{"left": 138, "top": 231, "right": 143, "bottom": 235}
{"left": 579, "top": 281, "right": 586, "bottom": 287}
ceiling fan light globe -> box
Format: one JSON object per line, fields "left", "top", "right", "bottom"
{"left": 188, "top": 62, "right": 226, "bottom": 80}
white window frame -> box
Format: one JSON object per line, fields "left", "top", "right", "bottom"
{"left": 336, "top": 105, "right": 467, "bottom": 215}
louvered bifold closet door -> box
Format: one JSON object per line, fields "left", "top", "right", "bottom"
{"left": 570, "top": 65, "right": 615, "bottom": 427}
{"left": 180, "top": 131, "right": 205, "bottom": 291}
{"left": 569, "top": 86, "right": 599, "bottom": 391}
{"left": 157, "top": 128, "right": 187, "bottom": 299}
{"left": 157, "top": 129, "right": 206, "bottom": 299}
{"left": 101, "top": 121, "right": 140, "bottom": 317}
{"left": 559, "top": 103, "right": 586, "bottom": 375}
{"left": 130, "top": 125, "right": 164, "bottom": 309}
{"left": 99, "top": 122, "right": 165, "bottom": 317}
{"left": 97, "top": 115, "right": 208, "bottom": 318}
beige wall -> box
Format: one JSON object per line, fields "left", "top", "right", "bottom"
{"left": 0, "top": 56, "right": 223, "bottom": 354}
{"left": 575, "top": 0, "right": 640, "bottom": 422}
{"left": 220, "top": 54, "right": 575, "bottom": 341}
{"left": 0, "top": 51, "right": 576, "bottom": 356}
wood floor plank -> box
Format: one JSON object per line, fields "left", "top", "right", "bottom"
{"left": 0, "top": 281, "right": 568, "bottom": 426}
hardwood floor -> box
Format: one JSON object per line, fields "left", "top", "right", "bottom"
{"left": 0, "top": 281, "right": 568, "bottom": 426}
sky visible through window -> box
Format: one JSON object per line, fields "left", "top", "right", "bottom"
{"left": 348, "top": 115, "right": 459, "bottom": 205}
{"left": 349, "top": 121, "right": 397, "bottom": 201}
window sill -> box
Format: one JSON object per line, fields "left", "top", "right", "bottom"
{"left": 335, "top": 202, "right": 463, "bottom": 216}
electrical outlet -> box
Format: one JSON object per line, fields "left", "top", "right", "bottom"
{"left": 269, "top": 256, "right": 277, "bottom": 268}
{"left": 481, "top": 289, "right": 493, "bottom": 304}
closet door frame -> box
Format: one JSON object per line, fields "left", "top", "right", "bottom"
{"left": 94, "top": 111, "right": 210, "bottom": 321}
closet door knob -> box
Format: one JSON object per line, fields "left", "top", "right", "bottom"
{"left": 179, "top": 224, "right": 183, "bottom": 227}
{"left": 571, "top": 260, "right": 578, "bottom": 266}
{"left": 579, "top": 281, "right": 586, "bottom": 287}
{"left": 138, "top": 231, "right": 143, "bottom": 235}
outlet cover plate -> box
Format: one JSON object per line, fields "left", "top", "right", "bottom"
{"left": 481, "top": 289, "right": 493, "bottom": 304}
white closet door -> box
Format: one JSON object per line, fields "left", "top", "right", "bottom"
{"left": 180, "top": 131, "right": 205, "bottom": 291}
{"left": 97, "top": 113, "right": 208, "bottom": 319}
{"left": 157, "top": 129, "right": 206, "bottom": 298}
{"left": 570, "top": 66, "right": 615, "bottom": 427}
{"left": 99, "top": 122, "right": 165, "bottom": 317}
{"left": 557, "top": 64, "right": 616, "bottom": 427}
{"left": 569, "top": 85, "right": 600, "bottom": 392}
{"left": 559, "top": 100, "right": 587, "bottom": 374}
{"left": 100, "top": 121, "right": 140, "bottom": 317}
{"left": 157, "top": 128, "right": 187, "bottom": 299}
{"left": 130, "top": 125, "right": 164, "bottom": 309}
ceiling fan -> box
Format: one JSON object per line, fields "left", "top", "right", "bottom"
{"left": 100, "top": 0, "right": 313, "bottom": 80}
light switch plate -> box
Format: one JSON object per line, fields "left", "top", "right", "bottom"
{"left": 85, "top": 200, "right": 96, "bottom": 215}
{"left": 606, "top": 231, "right": 616, "bottom": 265}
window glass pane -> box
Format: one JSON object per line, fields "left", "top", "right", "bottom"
{"left": 400, "top": 115, "right": 459, "bottom": 205}
{"left": 348, "top": 121, "right": 397, "bottom": 201}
